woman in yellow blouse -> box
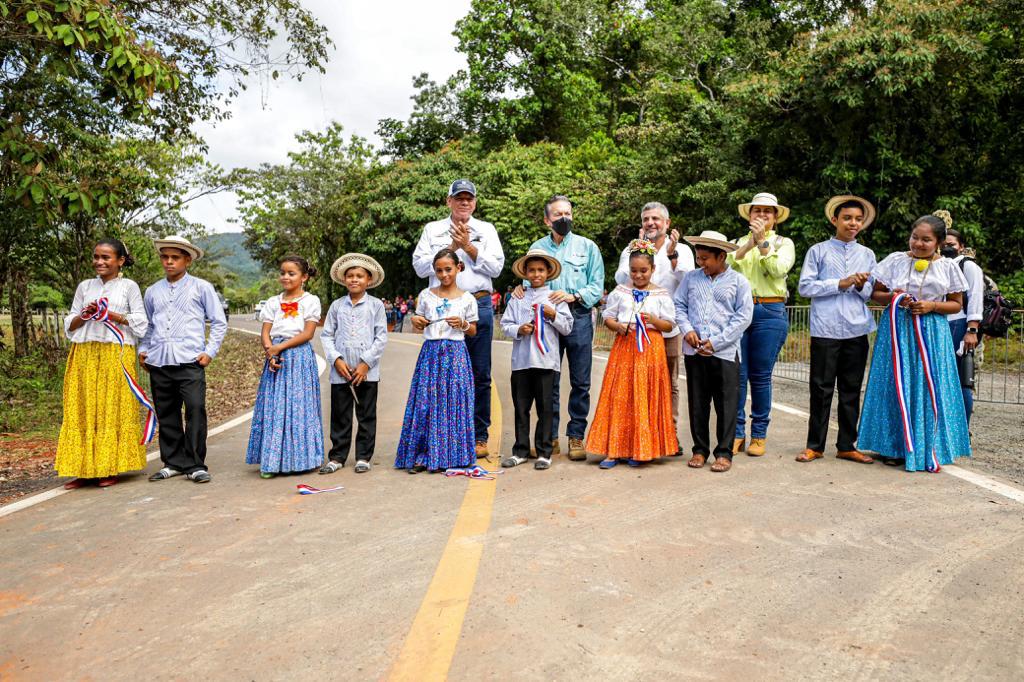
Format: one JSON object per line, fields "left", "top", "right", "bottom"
{"left": 728, "top": 192, "right": 797, "bottom": 457}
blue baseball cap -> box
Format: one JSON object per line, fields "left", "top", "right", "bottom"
{"left": 448, "top": 179, "right": 477, "bottom": 197}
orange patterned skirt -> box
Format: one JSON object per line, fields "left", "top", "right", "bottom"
{"left": 586, "top": 331, "right": 678, "bottom": 460}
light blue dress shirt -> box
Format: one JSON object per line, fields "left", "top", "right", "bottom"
{"left": 320, "top": 294, "right": 388, "bottom": 384}
{"left": 674, "top": 266, "right": 753, "bottom": 362}
{"left": 500, "top": 286, "right": 573, "bottom": 371}
{"left": 138, "top": 273, "right": 227, "bottom": 367}
{"left": 527, "top": 232, "right": 605, "bottom": 308}
{"left": 798, "top": 238, "right": 877, "bottom": 339}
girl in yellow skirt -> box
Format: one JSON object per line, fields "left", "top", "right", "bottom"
{"left": 587, "top": 239, "right": 679, "bottom": 468}
{"left": 56, "top": 238, "right": 150, "bottom": 489}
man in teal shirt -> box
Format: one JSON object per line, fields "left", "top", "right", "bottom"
{"left": 516, "top": 195, "right": 604, "bottom": 461}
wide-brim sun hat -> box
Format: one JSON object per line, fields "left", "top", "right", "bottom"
{"left": 685, "top": 230, "right": 739, "bottom": 253}
{"left": 154, "top": 235, "right": 203, "bottom": 260}
{"left": 512, "top": 249, "right": 562, "bottom": 281}
{"left": 331, "top": 253, "right": 385, "bottom": 288}
{"left": 738, "top": 192, "right": 790, "bottom": 224}
{"left": 825, "top": 195, "right": 877, "bottom": 229}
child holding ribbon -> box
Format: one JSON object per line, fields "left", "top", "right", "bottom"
{"left": 319, "top": 253, "right": 388, "bottom": 475}
{"left": 858, "top": 215, "right": 971, "bottom": 472}
{"left": 57, "top": 238, "right": 151, "bottom": 489}
{"left": 499, "top": 249, "right": 573, "bottom": 470}
{"left": 245, "top": 255, "right": 324, "bottom": 478}
{"left": 586, "top": 239, "right": 678, "bottom": 468}
{"left": 395, "top": 249, "right": 478, "bottom": 473}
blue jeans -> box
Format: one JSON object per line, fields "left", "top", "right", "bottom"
{"left": 736, "top": 302, "right": 789, "bottom": 439}
{"left": 465, "top": 296, "right": 493, "bottom": 443}
{"left": 948, "top": 318, "right": 975, "bottom": 425}
{"left": 551, "top": 304, "right": 594, "bottom": 441}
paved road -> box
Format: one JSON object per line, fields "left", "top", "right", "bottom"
{"left": 1, "top": 319, "right": 1022, "bottom": 681}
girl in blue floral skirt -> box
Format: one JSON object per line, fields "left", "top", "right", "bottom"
{"left": 245, "top": 255, "right": 324, "bottom": 477}
{"left": 395, "top": 248, "right": 478, "bottom": 473}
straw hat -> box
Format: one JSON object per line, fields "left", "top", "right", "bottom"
{"left": 684, "top": 230, "right": 739, "bottom": 253}
{"left": 153, "top": 235, "right": 203, "bottom": 260}
{"left": 512, "top": 249, "right": 561, "bottom": 281}
{"left": 330, "top": 253, "right": 385, "bottom": 288}
{"left": 738, "top": 192, "right": 790, "bottom": 224}
{"left": 825, "top": 195, "right": 877, "bottom": 229}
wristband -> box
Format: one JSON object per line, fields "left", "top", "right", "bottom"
{"left": 967, "top": 328, "right": 979, "bottom": 334}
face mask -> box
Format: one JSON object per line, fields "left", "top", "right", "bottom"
{"left": 551, "top": 217, "right": 572, "bottom": 236}
{"left": 940, "top": 246, "right": 959, "bottom": 259}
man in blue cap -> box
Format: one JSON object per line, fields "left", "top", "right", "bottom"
{"left": 412, "top": 179, "right": 506, "bottom": 458}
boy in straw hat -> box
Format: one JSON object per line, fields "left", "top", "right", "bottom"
{"left": 499, "top": 250, "right": 573, "bottom": 470}
{"left": 795, "top": 196, "right": 878, "bottom": 464}
{"left": 674, "top": 231, "right": 753, "bottom": 473}
{"left": 319, "top": 253, "right": 388, "bottom": 474}
{"left": 141, "top": 235, "right": 227, "bottom": 484}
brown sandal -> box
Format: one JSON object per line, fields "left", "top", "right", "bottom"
{"left": 837, "top": 450, "right": 875, "bottom": 464}
{"left": 795, "top": 449, "right": 824, "bottom": 463}
{"left": 710, "top": 457, "right": 732, "bottom": 473}
{"left": 687, "top": 453, "right": 706, "bottom": 468}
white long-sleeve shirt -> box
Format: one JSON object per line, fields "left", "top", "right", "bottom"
{"left": 500, "top": 286, "right": 573, "bottom": 371}
{"left": 412, "top": 215, "right": 505, "bottom": 293}
{"left": 946, "top": 255, "right": 985, "bottom": 324}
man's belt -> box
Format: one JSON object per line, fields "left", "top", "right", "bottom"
{"left": 752, "top": 296, "right": 785, "bottom": 304}
{"left": 472, "top": 291, "right": 491, "bottom": 300}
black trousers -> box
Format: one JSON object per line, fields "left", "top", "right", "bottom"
{"left": 511, "top": 368, "right": 555, "bottom": 459}
{"left": 149, "top": 362, "right": 208, "bottom": 474}
{"left": 329, "top": 381, "right": 378, "bottom": 464}
{"left": 684, "top": 353, "right": 739, "bottom": 460}
{"left": 806, "top": 335, "right": 869, "bottom": 452}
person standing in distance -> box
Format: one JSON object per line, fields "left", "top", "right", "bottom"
{"left": 412, "top": 179, "right": 505, "bottom": 459}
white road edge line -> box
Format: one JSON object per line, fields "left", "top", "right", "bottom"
{"left": 0, "top": 326, "right": 326, "bottom": 520}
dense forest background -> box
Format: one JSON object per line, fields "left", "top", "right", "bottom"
{"left": 2, "top": 0, "right": 1023, "bottom": 357}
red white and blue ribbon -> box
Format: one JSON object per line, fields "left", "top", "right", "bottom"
{"left": 532, "top": 303, "right": 549, "bottom": 354}
{"left": 297, "top": 483, "right": 345, "bottom": 495}
{"left": 889, "top": 293, "right": 941, "bottom": 472}
{"left": 82, "top": 297, "right": 157, "bottom": 444}
{"left": 632, "top": 289, "right": 652, "bottom": 353}
{"left": 444, "top": 465, "right": 504, "bottom": 480}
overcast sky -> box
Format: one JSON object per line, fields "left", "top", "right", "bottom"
{"left": 183, "top": 1, "right": 471, "bottom": 234}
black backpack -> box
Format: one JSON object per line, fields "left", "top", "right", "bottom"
{"left": 958, "top": 257, "right": 1015, "bottom": 338}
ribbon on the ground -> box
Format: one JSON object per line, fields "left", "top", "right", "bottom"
{"left": 632, "top": 289, "right": 652, "bottom": 353}
{"left": 297, "top": 483, "right": 345, "bottom": 495}
{"left": 444, "top": 465, "right": 504, "bottom": 480}
{"left": 82, "top": 297, "right": 157, "bottom": 444}
{"left": 889, "top": 293, "right": 941, "bottom": 472}
{"left": 532, "top": 303, "right": 549, "bottom": 354}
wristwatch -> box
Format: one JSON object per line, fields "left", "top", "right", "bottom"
{"left": 967, "top": 327, "right": 979, "bottom": 334}
{"left": 759, "top": 240, "right": 771, "bottom": 250}
{"left": 668, "top": 252, "right": 679, "bottom": 260}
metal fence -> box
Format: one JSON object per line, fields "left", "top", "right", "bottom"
{"left": 497, "top": 305, "right": 1024, "bottom": 405}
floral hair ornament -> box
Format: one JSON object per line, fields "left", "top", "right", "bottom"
{"left": 628, "top": 238, "right": 658, "bottom": 257}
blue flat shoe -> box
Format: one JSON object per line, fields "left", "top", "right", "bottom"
{"left": 598, "top": 458, "right": 618, "bottom": 469}
{"left": 626, "top": 458, "right": 642, "bottom": 467}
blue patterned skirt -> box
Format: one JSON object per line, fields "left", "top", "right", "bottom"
{"left": 395, "top": 340, "right": 475, "bottom": 470}
{"left": 246, "top": 339, "right": 324, "bottom": 473}
{"left": 858, "top": 307, "right": 971, "bottom": 471}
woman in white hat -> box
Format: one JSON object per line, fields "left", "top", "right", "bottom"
{"left": 728, "top": 192, "right": 797, "bottom": 457}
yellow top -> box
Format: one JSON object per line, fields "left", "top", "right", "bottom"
{"left": 727, "top": 230, "right": 796, "bottom": 298}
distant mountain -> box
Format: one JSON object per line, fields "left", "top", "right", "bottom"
{"left": 199, "top": 232, "right": 266, "bottom": 286}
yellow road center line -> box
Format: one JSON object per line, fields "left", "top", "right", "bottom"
{"left": 389, "top": 371, "right": 502, "bottom": 681}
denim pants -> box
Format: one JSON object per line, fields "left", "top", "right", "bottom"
{"left": 551, "top": 304, "right": 594, "bottom": 441}
{"left": 465, "top": 296, "right": 493, "bottom": 443}
{"left": 947, "top": 318, "right": 975, "bottom": 425}
{"left": 736, "top": 302, "right": 789, "bottom": 439}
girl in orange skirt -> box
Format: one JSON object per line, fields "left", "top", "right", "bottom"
{"left": 587, "top": 239, "right": 679, "bottom": 468}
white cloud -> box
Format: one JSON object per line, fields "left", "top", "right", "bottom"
{"left": 184, "top": 1, "right": 471, "bottom": 233}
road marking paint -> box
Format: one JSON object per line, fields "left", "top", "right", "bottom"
{"left": 389, "top": 380, "right": 503, "bottom": 681}
{"left": 0, "top": 327, "right": 326, "bottom": 520}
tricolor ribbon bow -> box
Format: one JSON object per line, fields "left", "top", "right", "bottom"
{"left": 532, "top": 303, "right": 550, "bottom": 354}
{"left": 444, "top": 465, "right": 503, "bottom": 480}
{"left": 632, "top": 289, "right": 652, "bottom": 353}
{"left": 82, "top": 297, "right": 157, "bottom": 444}
{"left": 280, "top": 300, "right": 300, "bottom": 318}
{"left": 889, "top": 293, "right": 940, "bottom": 473}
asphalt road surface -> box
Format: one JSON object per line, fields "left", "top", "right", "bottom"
{"left": 1, "top": 318, "right": 1022, "bottom": 681}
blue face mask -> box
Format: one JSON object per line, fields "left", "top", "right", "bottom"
{"left": 552, "top": 217, "right": 572, "bottom": 236}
